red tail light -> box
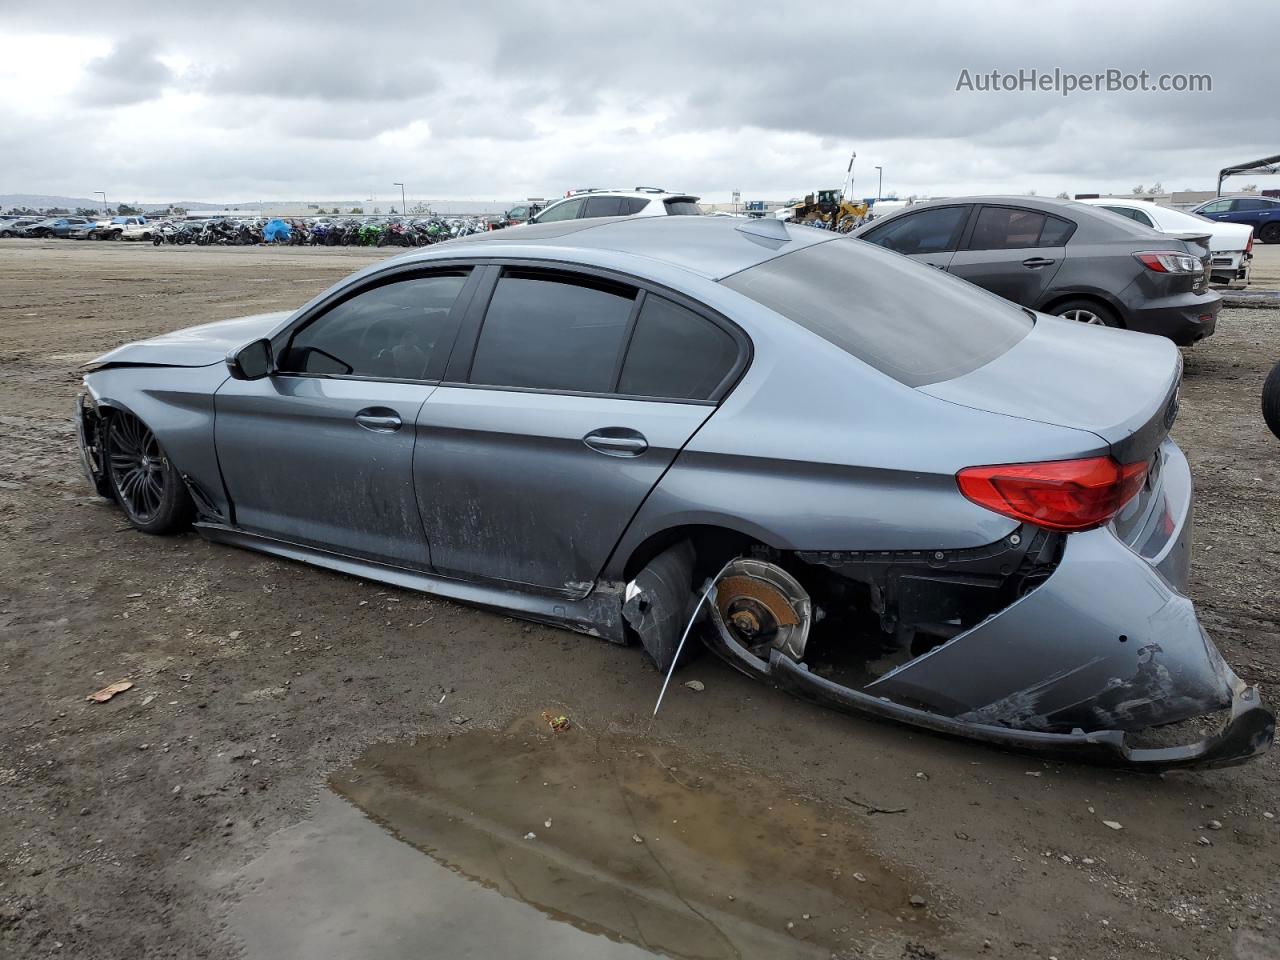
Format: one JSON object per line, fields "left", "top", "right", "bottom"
{"left": 957, "top": 457, "right": 1149, "bottom": 532}
{"left": 1247, "top": 231, "right": 1254, "bottom": 254}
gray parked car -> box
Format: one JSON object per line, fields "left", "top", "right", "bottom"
{"left": 75, "top": 216, "right": 1271, "bottom": 769}
{"left": 851, "top": 196, "right": 1220, "bottom": 344}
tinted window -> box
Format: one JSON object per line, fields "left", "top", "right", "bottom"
{"left": 282, "top": 273, "right": 468, "bottom": 380}
{"left": 535, "top": 198, "right": 583, "bottom": 222}
{"left": 968, "top": 207, "right": 1047, "bottom": 250}
{"left": 1232, "top": 198, "right": 1269, "bottom": 211}
{"left": 1039, "top": 215, "right": 1077, "bottom": 243}
{"left": 619, "top": 296, "right": 739, "bottom": 400}
{"left": 620, "top": 198, "right": 650, "bottom": 215}
{"left": 861, "top": 206, "right": 967, "bottom": 255}
{"left": 723, "top": 239, "right": 1032, "bottom": 387}
{"left": 469, "top": 271, "right": 636, "bottom": 393}
{"left": 1198, "top": 200, "right": 1231, "bottom": 214}
{"left": 583, "top": 196, "right": 625, "bottom": 218}
{"left": 663, "top": 199, "right": 702, "bottom": 216}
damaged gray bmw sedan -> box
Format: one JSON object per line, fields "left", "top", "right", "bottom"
{"left": 76, "top": 215, "right": 1273, "bottom": 769}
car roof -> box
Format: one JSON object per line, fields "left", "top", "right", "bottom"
{"left": 400, "top": 214, "right": 836, "bottom": 280}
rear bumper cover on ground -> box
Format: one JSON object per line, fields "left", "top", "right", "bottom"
{"left": 706, "top": 526, "right": 1273, "bottom": 770}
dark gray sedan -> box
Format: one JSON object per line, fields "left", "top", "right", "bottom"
{"left": 75, "top": 216, "right": 1271, "bottom": 768}
{"left": 852, "top": 196, "right": 1220, "bottom": 344}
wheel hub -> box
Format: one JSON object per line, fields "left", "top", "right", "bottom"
{"left": 711, "top": 559, "right": 812, "bottom": 661}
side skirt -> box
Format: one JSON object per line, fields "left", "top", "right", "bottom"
{"left": 194, "top": 523, "right": 626, "bottom": 642}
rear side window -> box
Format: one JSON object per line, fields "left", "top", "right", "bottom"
{"left": 583, "top": 196, "right": 625, "bottom": 218}
{"left": 968, "top": 207, "right": 1047, "bottom": 250}
{"left": 1232, "top": 198, "right": 1269, "bottom": 211}
{"left": 861, "top": 206, "right": 967, "bottom": 255}
{"left": 723, "top": 239, "right": 1032, "bottom": 387}
{"left": 620, "top": 197, "right": 650, "bottom": 215}
{"left": 618, "top": 296, "right": 739, "bottom": 400}
{"left": 664, "top": 199, "right": 702, "bottom": 216}
{"left": 469, "top": 271, "right": 636, "bottom": 393}
{"left": 283, "top": 273, "right": 469, "bottom": 380}
{"left": 1039, "top": 215, "right": 1077, "bottom": 244}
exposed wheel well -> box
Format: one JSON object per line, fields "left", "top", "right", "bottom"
{"left": 622, "top": 524, "right": 768, "bottom": 585}
{"left": 1039, "top": 292, "right": 1123, "bottom": 327}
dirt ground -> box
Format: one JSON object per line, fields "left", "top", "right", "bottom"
{"left": 1, "top": 238, "right": 1277, "bottom": 960}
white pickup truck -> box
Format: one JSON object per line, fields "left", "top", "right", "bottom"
{"left": 92, "top": 216, "right": 154, "bottom": 241}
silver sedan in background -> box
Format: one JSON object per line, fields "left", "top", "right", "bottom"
{"left": 75, "top": 216, "right": 1273, "bottom": 769}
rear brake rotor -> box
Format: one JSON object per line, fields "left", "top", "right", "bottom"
{"left": 711, "top": 559, "right": 811, "bottom": 661}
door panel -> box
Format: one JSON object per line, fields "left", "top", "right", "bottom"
{"left": 948, "top": 206, "right": 1066, "bottom": 307}
{"left": 215, "top": 376, "right": 436, "bottom": 567}
{"left": 413, "top": 387, "right": 712, "bottom": 593}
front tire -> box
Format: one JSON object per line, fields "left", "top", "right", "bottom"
{"left": 1263, "top": 361, "right": 1280, "bottom": 440}
{"left": 1052, "top": 298, "right": 1119, "bottom": 328}
{"left": 105, "top": 412, "right": 193, "bottom": 534}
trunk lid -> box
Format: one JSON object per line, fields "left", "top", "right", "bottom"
{"left": 919, "top": 315, "right": 1181, "bottom": 464}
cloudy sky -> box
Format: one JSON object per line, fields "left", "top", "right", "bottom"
{"left": 2, "top": 0, "right": 1276, "bottom": 205}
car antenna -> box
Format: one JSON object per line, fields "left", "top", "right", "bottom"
{"left": 735, "top": 218, "right": 791, "bottom": 241}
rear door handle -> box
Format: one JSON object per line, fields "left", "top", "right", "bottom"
{"left": 355, "top": 407, "right": 402, "bottom": 432}
{"left": 1021, "top": 257, "right": 1055, "bottom": 268}
{"left": 583, "top": 429, "right": 648, "bottom": 457}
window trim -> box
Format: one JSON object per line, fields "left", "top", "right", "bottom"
{"left": 860, "top": 204, "right": 972, "bottom": 255}
{"left": 441, "top": 258, "right": 752, "bottom": 405}
{"left": 268, "top": 263, "right": 481, "bottom": 386}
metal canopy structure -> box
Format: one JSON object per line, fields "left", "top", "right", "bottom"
{"left": 1217, "top": 153, "right": 1280, "bottom": 195}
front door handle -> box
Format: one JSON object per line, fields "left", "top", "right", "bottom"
{"left": 355, "top": 408, "right": 402, "bottom": 433}
{"left": 583, "top": 429, "right": 648, "bottom": 457}
{"left": 1021, "top": 257, "right": 1055, "bottom": 268}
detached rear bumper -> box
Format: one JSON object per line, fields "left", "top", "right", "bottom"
{"left": 705, "top": 524, "right": 1273, "bottom": 771}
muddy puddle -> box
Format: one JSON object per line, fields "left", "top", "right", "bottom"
{"left": 230, "top": 715, "right": 941, "bottom": 959}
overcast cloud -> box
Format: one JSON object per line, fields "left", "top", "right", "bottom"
{"left": 2, "top": 0, "right": 1276, "bottom": 204}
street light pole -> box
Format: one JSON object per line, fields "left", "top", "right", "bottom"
{"left": 95, "top": 191, "right": 107, "bottom": 214}
{"left": 393, "top": 182, "right": 405, "bottom": 215}
{"left": 874, "top": 166, "right": 882, "bottom": 201}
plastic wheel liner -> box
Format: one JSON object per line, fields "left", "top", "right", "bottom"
{"left": 703, "top": 527, "right": 1273, "bottom": 770}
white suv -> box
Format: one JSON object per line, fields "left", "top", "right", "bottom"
{"left": 529, "top": 188, "right": 702, "bottom": 224}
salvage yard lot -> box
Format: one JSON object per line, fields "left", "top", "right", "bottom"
{"left": 1, "top": 239, "right": 1277, "bottom": 959}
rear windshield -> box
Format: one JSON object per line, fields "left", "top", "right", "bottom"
{"left": 722, "top": 238, "right": 1032, "bottom": 387}
{"left": 664, "top": 199, "right": 702, "bottom": 216}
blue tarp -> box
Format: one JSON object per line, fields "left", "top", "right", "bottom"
{"left": 263, "top": 218, "right": 291, "bottom": 242}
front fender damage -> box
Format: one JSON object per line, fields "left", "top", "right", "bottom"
{"left": 692, "top": 528, "right": 1272, "bottom": 770}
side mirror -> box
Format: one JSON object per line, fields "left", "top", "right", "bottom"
{"left": 227, "top": 338, "right": 274, "bottom": 380}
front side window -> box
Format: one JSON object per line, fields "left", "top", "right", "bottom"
{"left": 968, "top": 207, "right": 1047, "bottom": 250}
{"left": 281, "top": 273, "right": 468, "bottom": 380}
{"left": 618, "top": 296, "right": 739, "bottom": 400}
{"left": 1198, "top": 200, "right": 1231, "bottom": 214}
{"left": 861, "top": 206, "right": 967, "bottom": 255}
{"left": 469, "top": 271, "right": 636, "bottom": 393}
{"left": 534, "top": 198, "right": 583, "bottom": 222}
